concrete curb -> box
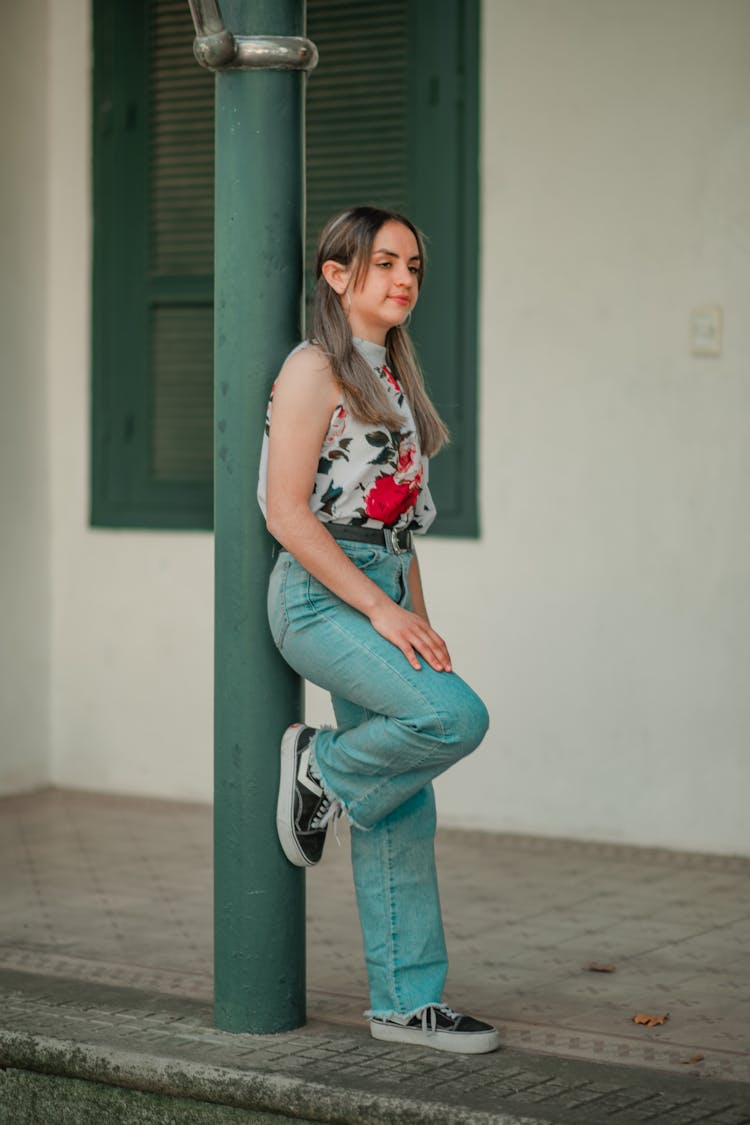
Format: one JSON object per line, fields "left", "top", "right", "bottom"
{"left": 1, "top": 973, "right": 749, "bottom": 1125}
{"left": 1, "top": 1067, "right": 315, "bottom": 1125}
{"left": 0, "top": 1029, "right": 545, "bottom": 1125}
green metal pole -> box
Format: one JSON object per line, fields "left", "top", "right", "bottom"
{"left": 213, "top": 0, "right": 305, "bottom": 1033}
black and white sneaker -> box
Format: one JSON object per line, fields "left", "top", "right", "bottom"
{"left": 369, "top": 1003, "right": 500, "bottom": 1054}
{"left": 277, "top": 723, "right": 340, "bottom": 867}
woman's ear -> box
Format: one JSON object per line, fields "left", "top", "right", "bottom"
{"left": 321, "top": 259, "right": 351, "bottom": 297}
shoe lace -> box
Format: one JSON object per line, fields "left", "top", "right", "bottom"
{"left": 310, "top": 796, "right": 343, "bottom": 846}
{"left": 413, "top": 1003, "right": 460, "bottom": 1032}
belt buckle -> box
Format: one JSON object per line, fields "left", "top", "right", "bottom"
{"left": 388, "top": 527, "right": 403, "bottom": 555}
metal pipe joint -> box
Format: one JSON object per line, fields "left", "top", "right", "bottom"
{"left": 188, "top": 0, "right": 318, "bottom": 71}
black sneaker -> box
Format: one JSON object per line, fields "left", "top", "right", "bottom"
{"left": 369, "top": 1004, "right": 500, "bottom": 1054}
{"left": 277, "top": 723, "right": 339, "bottom": 867}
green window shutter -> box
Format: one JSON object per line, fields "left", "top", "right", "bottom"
{"left": 407, "top": 0, "right": 480, "bottom": 535}
{"left": 150, "top": 2, "right": 214, "bottom": 278}
{"left": 306, "top": 0, "right": 410, "bottom": 273}
{"left": 92, "top": 0, "right": 478, "bottom": 536}
{"left": 150, "top": 305, "right": 213, "bottom": 481}
{"left": 149, "top": 2, "right": 214, "bottom": 485}
{"left": 305, "top": 0, "right": 479, "bottom": 534}
{"left": 92, "top": 0, "right": 214, "bottom": 527}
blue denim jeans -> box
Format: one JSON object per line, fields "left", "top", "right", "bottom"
{"left": 267, "top": 540, "right": 489, "bottom": 1018}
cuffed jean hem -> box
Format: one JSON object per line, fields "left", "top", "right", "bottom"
{"left": 310, "top": 732, "right": 373, "bottom": 833}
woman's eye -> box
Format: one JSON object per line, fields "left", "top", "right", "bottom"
{"left": 409, "top": 266, "right": 419, "bottom": 275}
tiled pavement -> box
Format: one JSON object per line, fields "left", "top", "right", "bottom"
{"left": 1, "top": 788, "right": 749, "bottom": 1123}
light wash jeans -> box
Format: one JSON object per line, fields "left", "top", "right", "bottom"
{"left": 267, "top": 540, "right": 489, "bottom": 1019}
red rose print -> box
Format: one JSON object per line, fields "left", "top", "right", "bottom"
{"left": 381, "top": 365, "right": 402, "bottom": 394}
{"left": 325, "top": 404, "right": 347, "bottom": 444}
{"left": 364, "top": 473, "right": 419, "bottom": 524}
{"left": 396, "top": 438, "right": 418, "bottom": 479}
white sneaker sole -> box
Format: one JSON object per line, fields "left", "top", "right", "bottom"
{"left": 369, "top": 1019, "right": 500, "bottom": 1054}
{"left": 276, "top": 724, "right": 312, "bottom": 868}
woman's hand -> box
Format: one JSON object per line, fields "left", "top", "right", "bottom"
{"left": 368, "top": 601, "right": 452, "bottom": 673}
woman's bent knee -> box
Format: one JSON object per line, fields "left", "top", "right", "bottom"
{"left": 458, "top": 692, "right": 490, "bottom": 756}
{"left": 421, "top": 685, "right": 489, "bottom": 762}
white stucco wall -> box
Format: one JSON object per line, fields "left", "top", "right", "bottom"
{"left": 0, "top": 0, "right": 52, "bottom": 793}
{"left": 47, "top": 0, "right": 750, "bottom": 854}
{"left": 47, "top": 0, "right": 214, "bottom": 798}
{"left": 424, "top": 0, "right": 750, "bottom": 853}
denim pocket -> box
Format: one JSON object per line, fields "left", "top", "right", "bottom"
{"left": 338, "top": 543, "right": 382, "bottom": 571}
{"left": 304, "top": 570, "right": 338, "bottom": 614}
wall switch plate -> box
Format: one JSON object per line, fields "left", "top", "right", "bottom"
{"left": 690, "top": 305, "right": 723, "bottom": 357}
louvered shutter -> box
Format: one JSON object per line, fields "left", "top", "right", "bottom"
{"left": 149, "top": 0, "right": 214, "bottom": 484}
{"left": 306, "top": 0, "right": 409, "bottom": 280}
{"left": 92, "top": 0, "right": 214, "bottom": 525}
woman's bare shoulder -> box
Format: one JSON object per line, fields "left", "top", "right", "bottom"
{"left": 273, "top": 342, "right": 339, "bottom": 418}
{"left": 278, "top": 341, "right": 336, "bottom": 385}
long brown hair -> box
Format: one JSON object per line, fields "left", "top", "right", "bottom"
{"left": 309, "top": 206, "right": 449, "bottom": 458}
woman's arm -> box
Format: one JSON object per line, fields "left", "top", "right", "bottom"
{"left": 266, "top": 348, "right": 451, "bottom": 673}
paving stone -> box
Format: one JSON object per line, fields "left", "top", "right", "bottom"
{"left": 1, "top": 789, "right": 749, "bottom": 1124}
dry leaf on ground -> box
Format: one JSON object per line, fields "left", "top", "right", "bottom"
{"left": 632, "top": 1012, "right": 669, "bottom": 1027}
{"left": 680, "top": 1054, "right": 704, "bottom": 1065}
{"left": 586, "top": 962, "right": 616, "bottom": 973}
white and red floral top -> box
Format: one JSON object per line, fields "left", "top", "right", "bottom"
{"left": 257, "top": 337, "right": 436, "bottom": 533}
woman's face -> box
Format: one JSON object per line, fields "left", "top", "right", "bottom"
{"left": 345, "top": 220, "right": 421, "bottom": 344}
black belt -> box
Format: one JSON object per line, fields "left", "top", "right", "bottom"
{"left": 325, "top": 521, "right": 414, "bottom": 555}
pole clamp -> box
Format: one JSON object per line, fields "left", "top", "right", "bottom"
{"left": 188, "top": 1, "right": 318, "bottom": 72}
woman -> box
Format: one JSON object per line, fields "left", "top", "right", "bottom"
{"left": 258, "top": 205, "right": 498, "bottom": 1054}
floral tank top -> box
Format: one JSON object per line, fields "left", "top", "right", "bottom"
{"left": 257, "top": 337, "right": 436, "bottom": 533}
